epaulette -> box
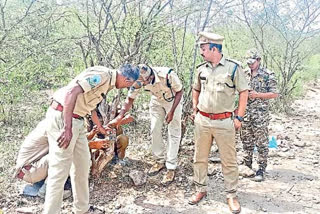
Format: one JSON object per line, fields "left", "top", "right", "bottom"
{"left": 196, "top": 62, "right": 207, "bottom": 69}
{"left": 226, "top": 58, "right": 241, "bottom": 66}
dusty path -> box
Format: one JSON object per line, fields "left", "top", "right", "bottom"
{"left": 1, "top": 82, "right": 320, "bottom": 214}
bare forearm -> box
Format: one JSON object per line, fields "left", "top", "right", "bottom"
{"left": 192, "top": 89, "right": 200, "bottom": 112}
{"left": 63, "top": 85, "right": 84, "bottom": 128}
{"left": 257, "top": 92, "right": 278, "bottom": 99}
{"left": 119, "top": 97, "right": 134, "bottom": 118}
{"left": 238, "top": 90, "right": 249, "bottom": 117}
{"left": 169, "top": 89, "right": 183, "bottom": 113}
{"left": 91, "top": 110, "right": 102, "bottom": 128}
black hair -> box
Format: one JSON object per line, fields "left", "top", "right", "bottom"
{"left": 119, "top": 64, "right": 140, "bottom": 81}
{"left": 209, "top": 43, "right": 222, "bottom": 52}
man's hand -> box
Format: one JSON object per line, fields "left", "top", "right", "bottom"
{"left": 189, "top": 109, "right": 198, "bottom": 123}
{"left": 165, "top": 111, "right": 174, "bottom": 124}
{"left": 97, "top": 125, "right": 112, "bottom": 135}
{"left": 57, "top": 126, "right": 73, "bottom": 149}
{"left": 233, "top": 119, "right": 242, "bottom": 131}
{"left": 249, "top": 90, "right": 259, "bottom": 99}
{"left": 107, "top": 116, "right": 123, "bottom": 129}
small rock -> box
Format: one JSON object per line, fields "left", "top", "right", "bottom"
{"left": 238, "top": 165, "right": 255, "bottom": 177}
{"left": 115, "top": 203, "right": 121, "bottom": 209}
{"left": 209, "top": 157, "right": 221, "bottom": 163}
{"left": 207, "top": 164, "right": 218, "bottom": 176}
{"left": 294, "top": 141, "right": 306, "bottom": 147}
{"left": 268, "top": 148, "right": 279, "bottom": 157}
{"left": 129, "top": 170, "right": 147, "bottom": 186}
{"left": 278, "top": 152, "right": 290, "bottom": 158}
{"left": 109, "top": 171, "right": 118, "bottom": 179}
{"left": 16, "top": 206, "right": 36, "bottom": 213}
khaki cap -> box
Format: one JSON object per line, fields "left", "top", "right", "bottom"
{"left": 198, "top": 32, "right": 224, "bottom": 45}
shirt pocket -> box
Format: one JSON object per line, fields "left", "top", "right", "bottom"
{"left": 199, "top": 75, "right": 208, "bottom": 91}
{"left": 216, "top": 74, "right": 234, "bottom": 95}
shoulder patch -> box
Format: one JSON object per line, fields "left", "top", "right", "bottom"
{"left": 226, "top": 58, "right": 241, "bottom": 66}
{"left": 196, "top": 62, "right": 207, "bottom": 69}
{"left": 86, "top": 75, "right": 101, "bottom": 89}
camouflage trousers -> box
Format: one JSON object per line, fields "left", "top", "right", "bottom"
{"left": 240, "top": 120, "right": 269, "bottom": 171}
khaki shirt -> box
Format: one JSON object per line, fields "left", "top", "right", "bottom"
{"left": 128, "top": 67, "right": 183, "bottom": 102}
{"left": 53, "top": 66, "right": 117, "bottom": 117}
{"left": 193, "top": 56, "right": 249, "bottom": 113}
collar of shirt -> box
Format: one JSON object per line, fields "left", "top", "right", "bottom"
{"left": 251, "top": 65, "right": 263, "bottom": 78}
{"left": 111, "top": 69, "right": 117, "bottom": 87}
{"left": 152, "top": 69, "right": 161, "bottom": 85}
{"left": 206, "top": 55, "right": 226, "bottom": 68}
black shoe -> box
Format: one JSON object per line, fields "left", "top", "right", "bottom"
{"left": 252, "top": 169, "right": 264, "bottom": 182}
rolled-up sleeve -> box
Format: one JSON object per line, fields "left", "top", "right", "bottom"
{"left": 234, "top": 66, "right": 250, "bottom": 92}
{"left": 76, "top": 69, "right": 112, "bottom": 93}
{"left": 169, "top": 71, "right": 183, "bottom": 92}
{"left": 192, "top": 69, "right": 201, "bottom": 91}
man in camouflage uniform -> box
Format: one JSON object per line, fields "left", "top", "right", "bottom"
{"left": 189, "top": 32, "right": 249, "bottom": 214}
{"left": 108, "top": 64, "right": 183, "bottom": 186}
{"left": 37, "top": 64, "right": 139, "bottom": 214}
{"left": 240, "top": 49, "right": 279, "bottom": 182}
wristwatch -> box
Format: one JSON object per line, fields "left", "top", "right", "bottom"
{"left": 235, "top": 115, "right": 244, "bottom": 122}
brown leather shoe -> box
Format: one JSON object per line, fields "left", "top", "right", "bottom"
{"left": 227, "top": 197, "right": 241, "bottom": 214}
{"left": 161, "top": 170, "right": 175, "bottom": 186}
{"left": 188, "top": 192, "right": 207, "bottom": 205}
{"left": 147, "top": 162, "right": 165, "bottom": 176}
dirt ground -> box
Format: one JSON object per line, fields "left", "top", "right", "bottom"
{"left": 1, "top": 82, "right": 320, "bottom": 214}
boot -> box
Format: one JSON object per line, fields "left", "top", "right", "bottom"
{"left": 147, "top": 162, "right": 165, "bottom": 176}
{"left": 161, "top": 170, "right": 175, "bottom": 186}
{"left": 252, "top": 168, "right": 264, "bottom": 182}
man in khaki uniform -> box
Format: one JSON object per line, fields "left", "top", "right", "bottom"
{"left": 37, "top": 64, "right": 139, "bottom": 214}
{"left": 108, "top": 64, "right": 183, "bottom": 185}
{"left": 189, "top": 32, "right": 249, "bottom": 214}
{"left": 14, "top": 119, "right": 49, "bottom": 185}
{"left": 13, "top": 102, "right": 124, "bottom": 199}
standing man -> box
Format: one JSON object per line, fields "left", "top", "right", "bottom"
{"left": 189, "top": 32, "right": 249, "bottom": 214}
{"left": 240, "top": 48, "right": 278, "bottom": 182}
{"left": 108, "top": 64, "right": 183, "bottom": 186}
{"left": 42, "top": 64, "right": 139, "bottom": 214}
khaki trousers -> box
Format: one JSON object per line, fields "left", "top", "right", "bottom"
{"left": 149, "top": 97, "right": 182, "bottom": 170}
{"left": 14, "top": 119, "right": 49, "bottom": 183}
{"left": 43, "top": 108, "right": 90, "bottom": 214}
{"left": 22, "top": 154, "right": 49, "bottom": 184}
{"left": 193, "top": 113, "right": 238, "bottom": 198}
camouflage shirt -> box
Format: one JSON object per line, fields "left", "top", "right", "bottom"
{"left": 244, "top": 65, "right": 278, "bottom": 122}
